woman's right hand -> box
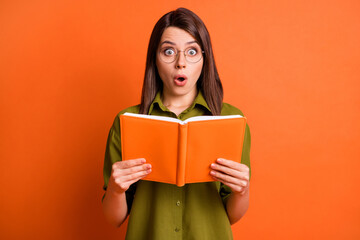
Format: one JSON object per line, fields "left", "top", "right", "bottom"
{"left": 107, "top": 158, "right": 152, "bottom": 195}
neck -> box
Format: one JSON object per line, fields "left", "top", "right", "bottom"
{"left": 161, "top": 89, "right": 198, "bottom": 114}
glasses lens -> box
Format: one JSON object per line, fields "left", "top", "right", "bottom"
{"left": 159, "top": 47, "right": 203, "bottom": 63}
{"left": 185, "top": 47, "right": 202, "bottom": 63}
{"left": 159, "top": 47, "right": 177, "bottom": 63}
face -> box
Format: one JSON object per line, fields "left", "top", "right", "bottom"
{"left": 156, "top": 27, "right": 204, "bottom": 99}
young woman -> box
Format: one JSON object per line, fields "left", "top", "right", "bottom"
{"left": 102, "top": 8, "right": 251, "bottom": 240}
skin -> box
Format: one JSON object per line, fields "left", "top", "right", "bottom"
{"left": 156, "top": 27, "right": 203, "bottom": 115}
{"left": 102, "top": 26, "right": 250, "bottom": 227}
{"left": 210, "top": 158, "right": 250, "bottom": 224}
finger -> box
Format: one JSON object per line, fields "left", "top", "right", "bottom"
{"left": 113, "top": 163, "right": 152, "bottom": 177}
{"left": 238, "top": 163, "right": 250, "bottom": 172}
{"left": 127, "top": 171, "right": 152, "bottom": 185}
{"left": 216, "top": 158, "right": 249, "bottom": 172}
{"left": 210, "top": 170, "right": 248, "bottom": 188}
{"left": 113, "top": 158, "right": 146, "bottom": 170}
{"left": 113, "top": 168, "right": 152, "bottom": 192}
{"left": 210, "top": 163, "right": 249, "bottom": 181}
{"left": 212, "top": 176, "right": 247, "bottom": 194}
{"left": 119, "top": 167, "right": 152, "bottom": 182}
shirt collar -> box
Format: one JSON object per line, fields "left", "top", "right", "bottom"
{"left": 148, "top": 90, "right": 212, "bottom": 115}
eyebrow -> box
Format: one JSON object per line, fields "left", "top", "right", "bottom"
{"left": 160, "top": 40, "right": 198, "bottom": 46}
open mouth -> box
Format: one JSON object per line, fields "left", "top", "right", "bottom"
{"left": 174, "top": 75, "right": 187, "bottom": 86}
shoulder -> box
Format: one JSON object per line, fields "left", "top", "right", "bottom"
{"left": 117, "top": 104, "right": 141, "bottom": 116}
{"left": 110, "top": 104, "right": 141, "bottom": 132}
{"left": 221, "top": 102, "right": 245, "bottom": 117}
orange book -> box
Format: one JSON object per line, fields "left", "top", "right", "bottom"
{"left": 120, "top": 113, "right": 247, "bottom": 187}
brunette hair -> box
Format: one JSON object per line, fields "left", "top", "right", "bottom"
{"left": 139, "top": 8, "right": 223, "bottom": 115}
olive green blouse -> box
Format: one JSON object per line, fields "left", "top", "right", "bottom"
{"left": 103, "top": 91, "right": 251, "bottom": 240}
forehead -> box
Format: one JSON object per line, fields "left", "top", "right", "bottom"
{"left": 160, "top": 27, "right": 198, "bottom": 46}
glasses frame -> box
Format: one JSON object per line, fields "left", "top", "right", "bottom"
{"left": 158, "top": 47, "right": 205, "bottom": 64}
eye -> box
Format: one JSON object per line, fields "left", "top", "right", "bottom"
{"left": 163, "top": 48, "right": 175, "bottom": 56}
{"left": 187, "top": 48, "right": 198, "bottom": 56}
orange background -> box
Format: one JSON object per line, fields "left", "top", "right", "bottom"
{"left": 1, "top": 0, "right": 359, "bottom": 239}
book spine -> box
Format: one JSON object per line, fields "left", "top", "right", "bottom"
{"left": 177, "top": 124, "right": 188, "bottom": 187}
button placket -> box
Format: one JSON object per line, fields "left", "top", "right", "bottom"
{"left": 172, "top": 186, "right": 183, "bottom": 238}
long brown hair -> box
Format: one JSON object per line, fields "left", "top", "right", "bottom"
{"left": 139, "top": 8, "right": 223, "bottom": 115}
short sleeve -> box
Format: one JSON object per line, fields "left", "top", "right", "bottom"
{"left": 241, "top": 123, "right": 251, "bottom": 177}
{"left": 102, "top": 114, "right": 136, "bottom": 212}
{"left": 103, "top": 115, "right": 121, "bottom": 191}
{"left": 220, "top": 122, "right": 251, "bottom": 205}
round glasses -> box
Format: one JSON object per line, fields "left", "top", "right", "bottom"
{"left": 158, "top": 46, "right": 204, "bottom": 63}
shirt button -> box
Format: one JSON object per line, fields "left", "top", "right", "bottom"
{"left": 175, "top": 227, "right": 180, "bottom": 232}
{"left": 176, "top": 200, "right": 181, "bottom": 206}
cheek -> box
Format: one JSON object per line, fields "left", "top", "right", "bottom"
{"left": 156, "top": 59, "right": 165, "bottom": 80}
{"left": 156, "top": 58, "right": 170, "bottom": 80}
{"left": 194, "top": 61, "right": 204, "bottom": 78}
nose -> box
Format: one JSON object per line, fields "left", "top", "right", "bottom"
{"left": 175, "top": 51, "right": 186, "bottom": 69}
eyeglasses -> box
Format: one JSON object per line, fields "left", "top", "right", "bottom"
{"left": 158, "top": 46, "right": 204, "bottom": 63}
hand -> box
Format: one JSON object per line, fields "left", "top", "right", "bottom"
{"left": 210, "top": 158, "right": 249, "bottom": 195}
{"left": 107, "top": 158, "right": 152, "bottom": 195}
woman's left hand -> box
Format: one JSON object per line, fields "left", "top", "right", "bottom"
{"left": 210, "top": 158, "right": 250, "bottom": 195}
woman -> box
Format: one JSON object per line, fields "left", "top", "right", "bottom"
{"left": 102, "top": 8, "right": 251, "bottom": 240}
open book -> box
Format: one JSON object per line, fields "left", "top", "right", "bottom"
{"left": 120, "top": 113, "right": 247, "bottom": 187}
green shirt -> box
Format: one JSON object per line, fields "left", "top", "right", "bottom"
{"left": 103, "top": 91, "right": 251, "bottom": 240}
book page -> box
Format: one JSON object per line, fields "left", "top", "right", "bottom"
{"left": 123, "top": 112, "right": 244, "bottom": 125}
{"left": 123, "top": 112, "right": 183, "bottom": 124}
{"left": 183, "top": 114, "right": 244, "bottom": 123}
